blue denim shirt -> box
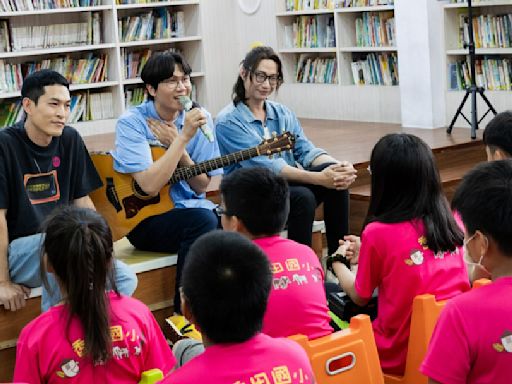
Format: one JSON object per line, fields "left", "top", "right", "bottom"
{"left": 215, "top": 100, "right": 326, "bottom": 175}
{"left": 112, "top": 100, "right": 222, "bottom": 209}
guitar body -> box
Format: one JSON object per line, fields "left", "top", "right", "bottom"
{"left": 89, "top": 133, "right": 295, "bottom": 242}
{"left": 90, "top": 147, "right": 173, "bottom": 241}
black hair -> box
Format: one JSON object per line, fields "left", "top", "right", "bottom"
{"left": 41, "top": 206, "right": 117, "bottom": 364}
{"left": 232, "top": 46, "right": 283, "bottom": 106}
{"left": 365, "top": 133, "right": 463, "bottom": 253}
{"left": 452, "top": 159, "right": 512, "bottom": 256}
{"left": 141, "top": 52, "right": 192, "bottom": 101}
{"left": 181, "top": 230, "right": 272, "bottom": 343}
{"left": 21, "top": 69, "right": 69, "bottom": 104}
{"left": 483, "top": 111, "right": 512, "bottom": 158}
{"left": 220, "top": 167, "right": 289, "bottom": 236}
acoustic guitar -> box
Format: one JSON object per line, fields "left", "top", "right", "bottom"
{"left": 90, "top": 132, "right": 295, "bottom": 241}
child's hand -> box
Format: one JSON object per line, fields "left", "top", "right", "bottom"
{"left": 340, "top": 235, "right": 361, "bottom": 265}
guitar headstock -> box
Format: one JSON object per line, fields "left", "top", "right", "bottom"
{"left": 258, "top": 132, "right": 296, "bottom": 156}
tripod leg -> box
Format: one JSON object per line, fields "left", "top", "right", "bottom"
{"left": 471, "top": 87, "right": 477, "bottom": 139}
{"left": 478, "top": 88, "right": 498, "bottom": 115}
{"left": 447, "top": 90, "right": 470, "bottom": 134}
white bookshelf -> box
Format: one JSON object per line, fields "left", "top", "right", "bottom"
{"left": 443, "top": 0, "right": 512, "bottom": 127}
{"left": 0, "top": 0, "right": 205, "bottom": 136}
{"left": 275, "top": 2, "right": 398, "bottom": 86}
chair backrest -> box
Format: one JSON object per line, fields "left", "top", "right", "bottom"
{"left": 385, "top": 295, "right": 447, "bottom": 384}
{"left": 473, "top": 278, "right": 491, "bottom": 288}
{"left": 289, "top": 314, "right": 384, "bottom": 384}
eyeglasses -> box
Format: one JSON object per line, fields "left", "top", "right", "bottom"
{"left": 252, "top": 71, "right": 282, "bottom": 86}
{"left": 214, "top": 205, "right": 231, "bottom": 217}
{"left": 160, "top": 76, "right": 192, "bottom": 89}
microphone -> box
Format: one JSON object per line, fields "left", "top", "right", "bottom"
{"left": 178, "top": 95, "right": 214, "bottom": 142}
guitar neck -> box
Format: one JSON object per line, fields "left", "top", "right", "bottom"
{"left": 169, "top": 147, "right": 260, "bottom": 184}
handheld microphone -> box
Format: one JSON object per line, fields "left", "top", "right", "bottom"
{"left": 178, "top": 95, "right": 214, "bottom": 142}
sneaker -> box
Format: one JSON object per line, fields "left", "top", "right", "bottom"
{"left": 165, "top": 315, "right": 202, "bottom": 345}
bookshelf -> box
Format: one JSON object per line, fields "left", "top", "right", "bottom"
{"left": 275, "top": 1, "right": 397, "bottom": 86}
{"left": 444, "top": 0, "right": 512, "bottom": 126}
{"left": 0, "top": 0, "right": 204, "bottom": 136}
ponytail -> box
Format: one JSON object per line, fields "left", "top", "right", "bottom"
{"left": 42, "top": 206, "right": 117, "bottom": 364}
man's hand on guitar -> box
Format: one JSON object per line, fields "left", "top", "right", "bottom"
{"left": 148, "top": 118, "right": 178, "bottom": 148}
{"left": 182, "top": 108, "right": 207, "bottom": 141}
{"left": 0, "top": 280, "right": 31, "bottom": 311}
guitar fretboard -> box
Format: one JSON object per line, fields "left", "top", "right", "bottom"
{"left": 169, "top": 147, "right": 260, "bottom": 184}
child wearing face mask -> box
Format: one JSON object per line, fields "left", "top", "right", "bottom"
{"left": 421, "top": 160, "right": 512, "bottom": 384}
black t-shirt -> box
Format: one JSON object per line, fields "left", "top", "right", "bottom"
{"left": 0, "top": 122, "right": 102, "bottom": 241}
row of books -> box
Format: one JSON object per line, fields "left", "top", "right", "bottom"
{"left": 0, "top": 53, "right": 107, "bottom": 94}
{"left": 449, "top": 0, "right": 491, "bottom": 3}
{"left": 336, "top": 0, "right": 393, "bottom": 7}
{"left": 69, "top": 91, "right": 114, "bottom": 122}
{"left": 121, "top": 47, "right": 180, "bottom": 80}
{"left": 285, "top": 0, "right": 393, "bottom": 10}
{"left": 284, "top": 15, "right": 336, "bottom": 48}
{"left": 351, "top": 52, "right": 398, "bottom": 86}
{"left": 295, "top": 54, "right": 337, "bottom": 83}
{"left": 118, "top": 9, "right": 185, "bottom": 42}
{"left": 0, "top": 0, "right": 100, "bottom": 12}
{"left": 449, "top": 57, "right": 512, "bottom": 91}
{"left": 458, "top": 13, "right": 512, "bottom": 49}
{"left": 6, "top": 12, "right": 101, "bottom": 52}
{"left": 356, "top": 11, "right": 395, "bottom": 47}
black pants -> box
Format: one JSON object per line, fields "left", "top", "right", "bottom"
{"left": 127, "top": 207, "right": 219, "bottom": 313}
{"left": 288, "top": 162, "right": 350, "bottom": 255}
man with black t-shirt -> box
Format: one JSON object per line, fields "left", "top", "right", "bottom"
{"left": 0, "top": 70, "right": 137, "bottom": 312}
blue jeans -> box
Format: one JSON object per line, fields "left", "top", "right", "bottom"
{"left": 127, "top": 207, "right": 219, "bottom": 313}
{"left": 8, "top": 233, "right": 138, "bottom": 311}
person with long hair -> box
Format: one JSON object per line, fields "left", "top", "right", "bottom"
{"left": 215, "top": 46, "right": 356, "bottom": 256}
{"left": 329, "top": 133, "right": 470, "bottom": 375}
{"left": 14, "top": 206, "right": 174, "bottom": 383}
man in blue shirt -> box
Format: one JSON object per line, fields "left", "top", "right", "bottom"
{"left": 216, "top": 46, "right": 356, "bottom": 255}
{"left": 113, "top": 52, "right": 221, "bottom": 313}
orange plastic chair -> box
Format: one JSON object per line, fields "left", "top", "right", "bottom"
{"left": 289, "top": 314, "right": 384, "bottom": 384}
{"left": 384, "top": 279, "right": 493, "bottom": 384}
{"left": 383, "top": 294, "right": 446, "bottom": 384}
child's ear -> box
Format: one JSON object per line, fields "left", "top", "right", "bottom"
{"left": 181, "top": 295, "right": 201, "bottom": 331}
{"left": 494, "top": 148, "right": 511, "bottom": 160}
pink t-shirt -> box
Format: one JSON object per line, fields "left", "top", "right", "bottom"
{"left": 14, "top": 292, "right": 175, "bottom": 383}
{"left": 421, "top": 277, "right": 512, "bottom": 384}
{"left": 161, "top": 333, "right": 315, "bottom": 383}
{"left": 354, "top": 220, "right": 470, "bottom": 375}
{"left": 254, "top": 236, "right": 333, "bottom": 339}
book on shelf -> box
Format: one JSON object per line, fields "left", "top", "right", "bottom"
{"left": 350, "top": 52, "right": 398, "bottom": 85}
{"left": 335, "top": 0, "right": 394, "bottom": 7}
{"left": 457, "top": 12, "right": 512, "bottom": 49}
{"left": 119, "top": 9, "right": 185, "bottom": 42}
{"left": 0, "top": 60, "right": 22, "bottom": 93}
{"left": 0, "top": 99, "right": 23, "bottom": 127}
{"left": 355, "top": 11, "right": 395, "bottom": 47}
{"left": 285, "top": 14, "right": 335, "bottom": 48}
{"left": 0, "top": 0, "right": 101, "bottom": 12}
{"left": 449, "top": 57, "right": 512, "bottom": 91}
{"left": 69, "top": 90, "right": 114, "bottom": 123}
{"left": 295, "top": 54, "right": 337, "bottom": 83}
{"left": 8, "top": 11, "right": 102, "bottom": 52}
{"left": 121, "top": 47, "right": 181, "bottom": 79}
{"left": 125, "top": 86, "right": 148, "bottom": 108}
{"left": 449, "top": 0, "right": 492, "bottom": 3}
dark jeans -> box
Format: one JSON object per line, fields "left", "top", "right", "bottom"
{"left": 127, "top": 207, "right": 218, "bottom": 313}
{"left": 288, "top": 162, "right": 350, "bottom": 255}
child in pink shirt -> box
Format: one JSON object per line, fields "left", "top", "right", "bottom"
{"left": 220, "top": 167, "right": 332, "bottom": 340}
{"left": 14, "top": 207, "right": 175, "bottom": 383}
{"left": 329, "top": 133, "right": 470, "bottom": 375}
{"left": 162, "top": 231, "right": 315, "bottom": 383}
{"left": 421, "top": 160, "right": 512, "bottom": 384}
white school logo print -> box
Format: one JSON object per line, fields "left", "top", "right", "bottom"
{"left": 493, "top": 330, "right": 512, "bottom": 353}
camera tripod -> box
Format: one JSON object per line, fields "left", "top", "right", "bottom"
{"left": 446, "top": 0, "right": 497, "bottom": 140}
